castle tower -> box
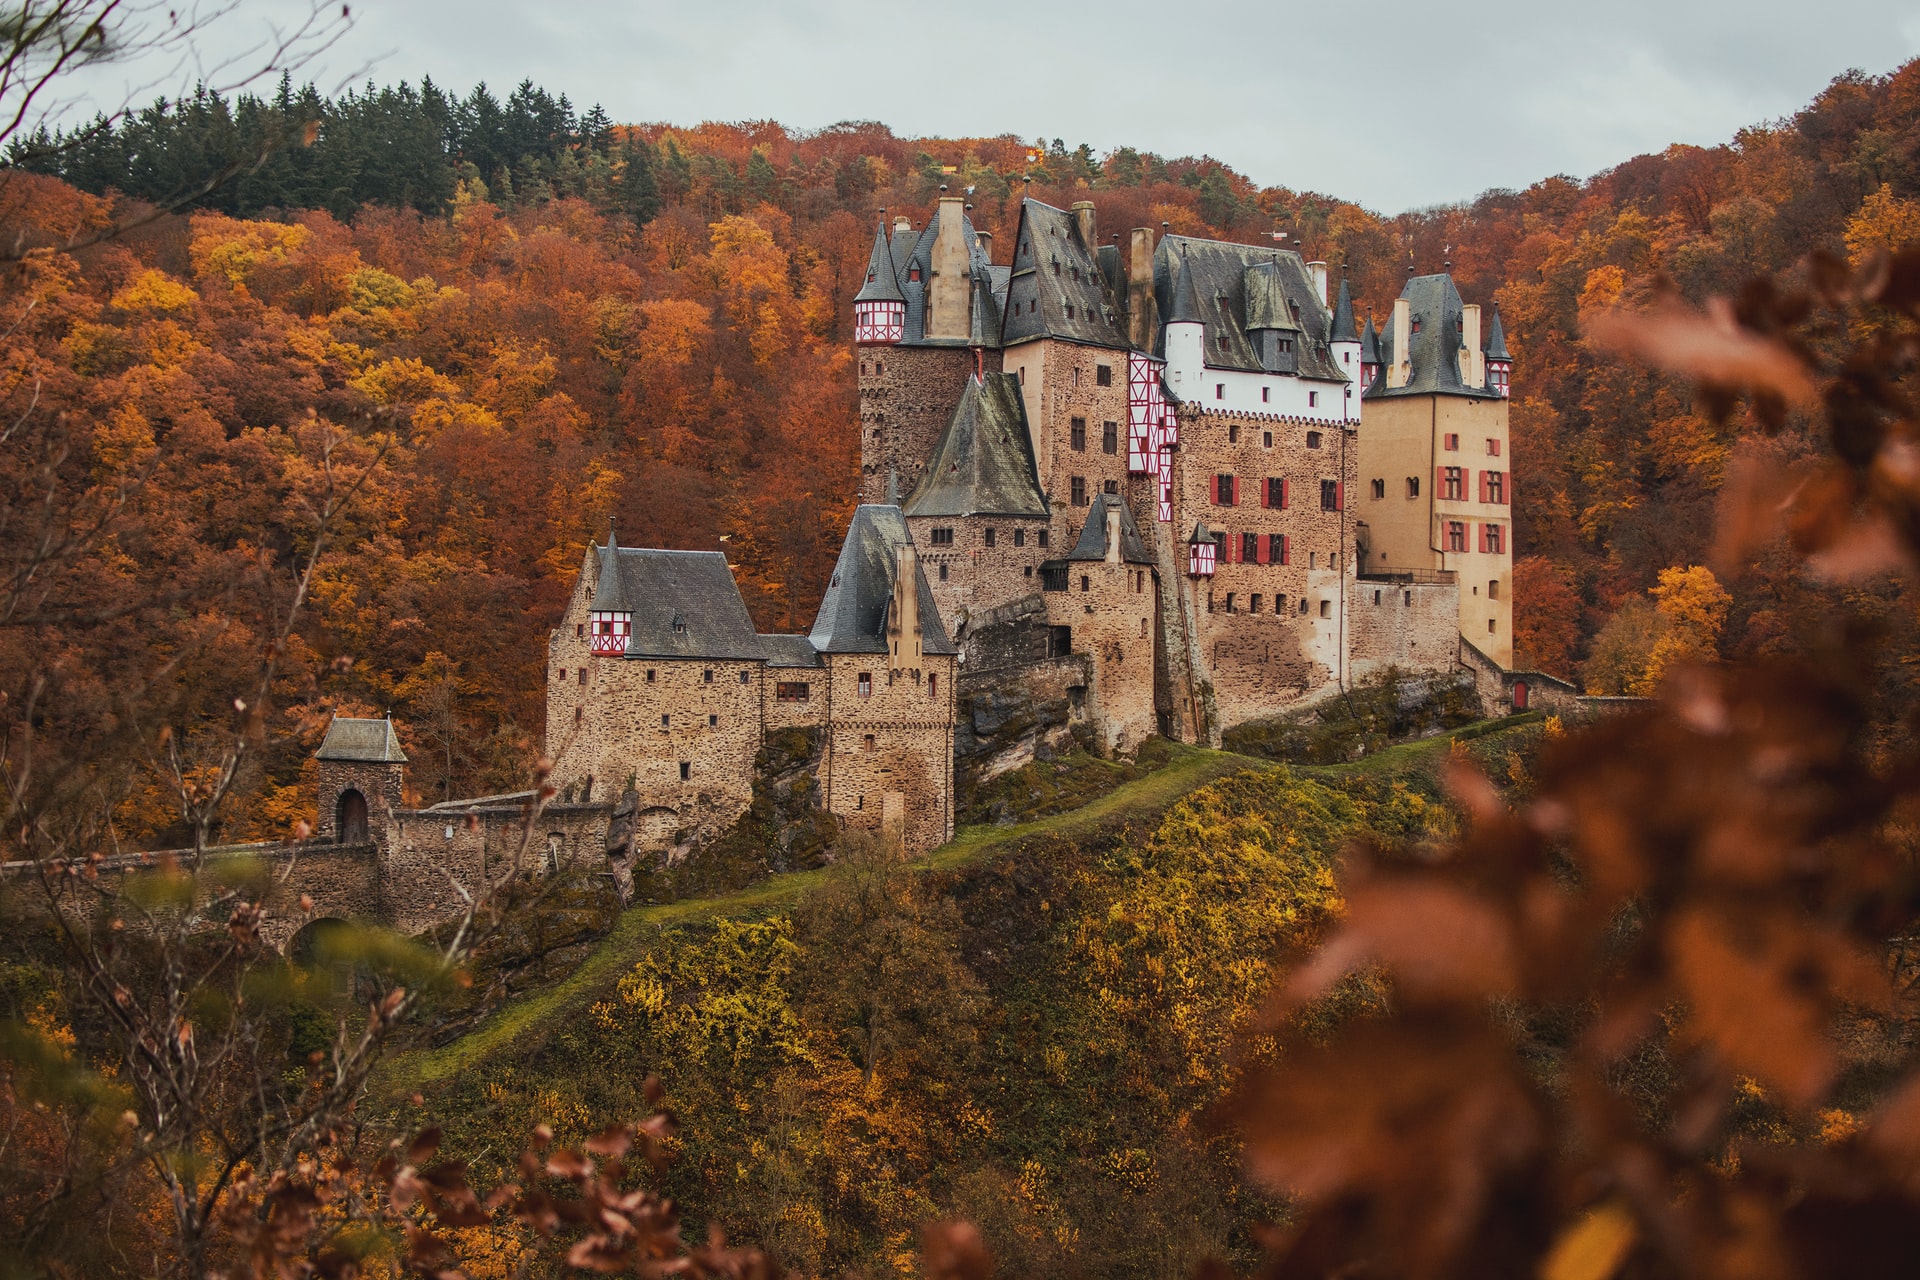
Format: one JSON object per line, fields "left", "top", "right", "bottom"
{"left": 1354, "top": 273, "right": 1513, "bottom": 666}
{"left": 588, "top": 523, "right": 632, "bottom": 656}
{"left": 853, "top": 222, "right": 906, "bottom": 344}
{"left": 1359, "top": 312, "right": 1382, "bottom": 393}
{"left": 315, "top": 717, "right": 407, "bottom": 848}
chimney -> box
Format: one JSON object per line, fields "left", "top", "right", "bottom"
{"left": 1308, "top": 261, "right": 1329, "bottom": 306}
{"left": 890, "top": 543, "right": 922, "bottom": 665}
{"left": 1389, "top": 297, "right": 1412, "bottom": 389}
{"left": 1460, "top": 303, "right": 1485, "bottom": 388}
{"left": 974, "top": 230, "right": 993, "bottom": 264}
{"left": 1128, "top": 227, "right": 1157, "bottom": 349}
{"left": 925, "top": 196, "right": 970, "bottom": 340}
{"left": 1072, "top": 200, "right": 1097, "bottom": 248}
{"left": 1105, "top": 503, "right": 1123, "bottom": 565}
{"left": 892, "top": 215, "right": 911, "bottom": 238}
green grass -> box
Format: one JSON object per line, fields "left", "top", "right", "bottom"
{"left": 388, "top": 741, "right": 1263, "bottom": 1090}
{"left": 1294, "top": 710, "right": 1546, "bottom": 779}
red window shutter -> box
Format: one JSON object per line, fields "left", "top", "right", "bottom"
{"left": 1281, "top": 534, "right": 1290, "bottom": 565}
{"left": 1209, "top": 474, "right": 1217, "bottom": 504}
{"left": 1281, "top": 477, "right": 1289, "bottom": 509}
{"left": 1255, "top": 533, "right": 1269, "bottom": 564}
{"left": 1336, "top": 480, "right": 1345, "bottom": 511}
{"left": 1478, "top": 471, "right": 1488, "bottom": 503}
{"left": 1232, "top": 476, "right": 1240, "bottom": 506}
{"left": 1435, "top": 466, "right": 1445, "bottom": 498}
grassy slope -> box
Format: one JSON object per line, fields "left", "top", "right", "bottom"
{"left": 389, "top": 717, "right": 1539, "bottom": 1091}
{"left": 390, "top": 741, "right": 1262, "bottom": 1089}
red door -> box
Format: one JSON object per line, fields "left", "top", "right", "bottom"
{"left": 1512, "top": 682, "right": 1529, "bottom": 712}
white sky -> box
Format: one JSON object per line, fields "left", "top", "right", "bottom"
{"left": 45, "top": 0, "right": 1920, "bottom": 213}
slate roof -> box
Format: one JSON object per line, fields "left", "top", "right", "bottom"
{"left": 758, "top": 635, "right": 823, "bottom": 669}
{"left": 854, "top": 223, "right": 904, "bottom": 304}
{"left": 809, "top": 506, "right": 957, "bottom": 656}
{"left": 1150, "top": 235, "right": 1347, "bottom": 382}
{"left": 1167, "top": 253, "right": 1203, "bottom": 324}
{"left": 1367, "top": 273, "right": 1503, "bottom": 401}
{"left": 317, "top": 717, "right": 408, "bottom": 763}
{"left": 595, "top": 546, "right": 764, "bottom": 660}
{"left": 1330, "top": 276, "right": 1357, "bottom": 343}
{"left": 902, "top": 373, "right": 1048, "bottom": 520}
{"left": 1065, "top": 493, "right": 1154, "bottom": 565}
{"left": 1001, "top": 198, "right": 1130, "bottom": 349}
{"left": 1485, "top": 304, "right": 1511, "bottom": 361}
{"left": 1359, "top": 313, "right": 1381, "bottom": 365}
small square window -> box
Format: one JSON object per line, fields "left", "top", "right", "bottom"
{"left": 1225, "top": 592, "right": 1236, "bottom": 613}
{"left": 1104, "top": 479, "right": 1118, "bottom": 494}
{"left": 1319, "top": 599, "right": 1332, "bottom": 618}
{"left": 1370, "top": 478, "right": 1386, "bottom": 499}
{"left": 1096, "top": 365, "right": 1113, "bottom": 386}
{"left": 739, "top": 670, "right": 750, "bottom": 684}
{"left": 1444, "top": 433, "right": 1459, "bottom": 451}
{"left": 578, "top": 669, "right": 586, "bottom": 686}
{"left": 1071, "top": 418, "right": 1087, "bottom": 451}
{"left": 1250, "top": 593, "right": 1263, "bottom": 613}
{"left": 661, "top": 714, "right": 670, "bottom": 727}
{"left": 1261, "top": 387, "right": 1270, "bottom": 403}
{"left": 646, "top": 669, "right": 656, "bottom": 683}
{"left": 1307, "top": 431, "right": 1322, "bottom": 449}
{"left": 863, "top": 733, "right": 876, "bottom": 752}
{"left": 1037, "top": 530, "right": 1050, "bottom": 548}
{"left": 984, "top": 527, "right": 996, "bottom": 547}
{"left": 1215, "top": 384, "right": 1225, "bottom": 399}
{"left": 679, "top": 761, "right": 690, "bottom": 781}
{"left": 1263, "top": 431, "right": 1273, "bottom": 448}
{"left": 703, "top": 669, "right": 713, "bottom": 683}
{"left": 576, "top": 623, "right": 585, "bottom": 638}
{"left": 858, "top": 673, "right": 872, "bottom": 697}
{"left": 708, "top": 713, "right": 717, "bottom": 726}
{"left": 1102, "top": 421, "right": 1118, "bottom": 454}
{"left": 1229, "top": 424, "right": 1240, "bottom": 444}
{"left": 938, "top": 563, "right": 948, "bottom": 581}
{"left": 1308, "top": 391, "right": 1318, "bottom": 407}
{"left": 1014, "top": 528, "right": 1025, "bottom": 547}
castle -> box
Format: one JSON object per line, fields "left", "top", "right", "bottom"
{"left": 5, "top": 194, "right": 1539, "bottom": 947}
{"left": 537, "top": 193, "right": 1523, "bottom": 859}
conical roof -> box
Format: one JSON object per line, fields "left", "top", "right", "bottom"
{"left": 1167, "top": 253, "right": 1204, "bottom": 324}
{"left": 595, "top": 523, "right": 629, "bottom": 612}
{"left": 1065, "top": 493, "right": 1154, "bottom": 564}
{"left": 1359, "top": 313, "right": 1381, "bottom": 365}
{"left": 1329, "top": 276, "right": 1357, "bottom": 343}
{"left": 903, "top": 373, "right": 1046, "bottom": 519}
{"left": 1484, "top": 304, "right": 1511, "bottom": 361}
{"left": 1188, "top": 520, "right": 1215, "bottom": 545}
{"left": 854, "top": 223, "right": 905, "bottom": 304}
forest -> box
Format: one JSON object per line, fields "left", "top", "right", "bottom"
{"left": 3, "top": 64, "right": 1919, "bottom": 826}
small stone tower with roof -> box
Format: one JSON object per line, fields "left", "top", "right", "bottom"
{"left": 314, "top": 717, "right": 407, "bottom": 846}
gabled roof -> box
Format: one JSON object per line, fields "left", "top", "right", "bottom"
{"left": 597, "top": 546, "right": 764, "bottom": 659}
{"left": 1150, "top": 235, "right": 1346, "bottom": 382}
{"left": 1243, "top": 260, "right": 1299, "bottom": 332}
{"left": 854, "top": 223, "right": 904, "bottom": 304}
{"left": 1065, "top": 493, "right": 1154, "bottom": 565}
{"left": 758, "top": 635, "right": 822, "bottom": 669}
{"left": 1485, "top": 304, "right": 1511, "bottom": 361}
{"left": 1330, "top": 276, "right": 1357, "bottom": 344}
{"left": 1368, "top": 273, "right": 1503, "bottom": 401}
{"left": 1000, "top": 198, "right": 1130, "bottom": 349}
{"left": 903, "top": 373, "right": 1048, "bottom": 520}
{"left": 809, "top": 506, "right": 956, "bottom": 656}
{"left": 317, "top": 717, "right": 407, "bottom": 763}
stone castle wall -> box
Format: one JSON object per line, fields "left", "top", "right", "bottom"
{"left": 1045, "top": 558, "right": 1158, "bottom": 753}
{"left": 907, "top": 513, "right": 1055, "bottom": 642}
{"left": 1347, "top": 576, "right": 1464, "bottom": 686}
{"left": 818, "top": 651, "right": 956, "bottom": 855}
{"left": 1000, "top": 340, "right": 1133, "bottom": 553}
{"left": 859, "top": 345, "right": 987, "bottom": 504}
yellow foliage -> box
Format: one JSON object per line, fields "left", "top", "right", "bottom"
{"left": 1577, "top": 264, "right": 1626, "bottom": 314}
{"left": 1844, "top": 183, "right": 1920, "bottom": 267}
{"left": 109, "top": 268, "right": 198, "bottom": 313}
{"left": 188, "top": 215, "right": 311, "bottom": 288}
{"left": 349, "top": 357, "right": 458, "bottom": 407}
{"left": 409, "top": 397, "right": 501, "bottom": 438}
{"left": 1639, "top": 564, "right": 1731, "bottom": 693}
{"left": 636, "top": 298, "right": 711, "bottom": 369}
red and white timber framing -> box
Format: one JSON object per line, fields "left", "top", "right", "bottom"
{"left": 588, "top": 611, "right": 630, "bottom": 656}
{"left": 854, "top": 301, "right": 906, "bottom": 344}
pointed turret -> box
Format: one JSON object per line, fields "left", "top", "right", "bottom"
{"left": 1359, "top": 312, "right": 1382, "bottom": 394}
{"left": 1485, "top": 304, "right": 1512, "bottom": 398}
{"left": 854, "top": 222, "right": 906, "bottom": 344}
{"left": 902, "top": 373, "right": 1046, "bottom": 520}
{"left": 1329, "top": 276, "right": 1356, "bottom": 343}
{"left": 1167, "top": 253, "right": 1204, "bottom": 324}
{"left": 589, "top": 522, "right": 633, "bottom": 656}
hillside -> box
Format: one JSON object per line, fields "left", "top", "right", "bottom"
{"left": 367, "top": 719, "right": 1546, "bottom": 1277}
{"left": 2, "top": 64, "right": 1917, "bottom": 834}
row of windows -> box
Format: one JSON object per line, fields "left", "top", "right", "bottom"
{"left": 1444, "top": 521, "right": 1507, "bottom": 554}
{"left": 1215, "top": 383, "right": 1322, "bottom": 409}
{"left": 1224, "top": 424, "right": 1323, "bottom": 448}
{"left": 556, "top": 665, "right": 751, "bottom": 685}
{"left": 1211, "top": 475, "right": 1343, "bottom": 511}
{"left": 1068, "top": 417, "right": 1119, "bottom": 453}
{"left": 1042, "top": 568, "right": 1152, "bottom": 594}
{"left": 1209, "top": 591, "right": 1332, "bottom": 617}
{"left": 1440, "top": 433, "right": 1502, "bottom": 456}
{"left": 1430, "top": 468, "right": 1509, "bottom": 504}
{"left": 1068, "top": 476, "right": 1121, "bottom": 505}
{"left": 1066, "top": 365, "right": 1116, "bottom": 387}
{"left": 928, "top": 527, "right": 1050, "bottom": 549}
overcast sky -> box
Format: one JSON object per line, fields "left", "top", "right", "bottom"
{"left": 50, "top": 0, "right": 1920, "bottom": 213}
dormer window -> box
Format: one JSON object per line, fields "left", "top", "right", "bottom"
{"left": 908, "top": 267, "right": 921, "bottom": 282}
{"left": 1412, "top": 319, "right": 1422, "bottom": 334}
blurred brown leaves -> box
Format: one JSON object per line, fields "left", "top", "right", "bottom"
{"left": 1225, "top": 249, "right": 1920, "bottom": 1280}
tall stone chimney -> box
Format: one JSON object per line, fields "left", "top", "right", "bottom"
{"left": 1308, "top": 261, "right": 1329, "bottom": 306}
{"left": 1128, "top": 227, "right": 1157, "bottom": 349}
{"left": 893, "top": 215, "right": 912, "bottom": 238}
{"left": 1460, "top": 303, "right": 1485, "bottom": 388}
{"left": 1105, "top": 502, "right": 1123, "bottom": 564}
{"left": 889, "top": 543, "right": 922, "bottom": 666}
{"left": 1072, "top": 200, "right": 1097, "bottom": 248}
{"left": 925, "top": 197, "right": 970, "bottom": 340}
{"left": 1388, "top": 297, "right": 1412, "bottom": 389}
